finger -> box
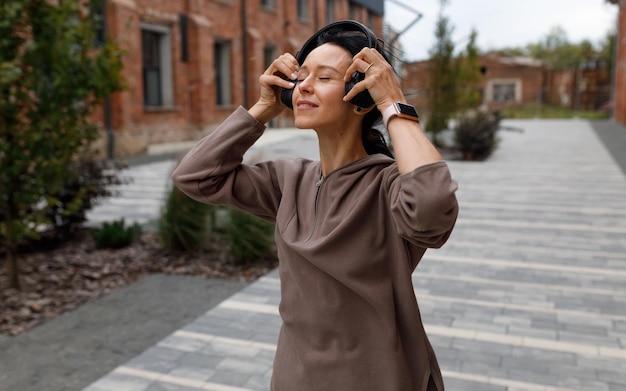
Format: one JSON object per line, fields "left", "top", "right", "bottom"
{"left": 267, "top": 53, "right": 299, "bottom": 80}
{"left": 260, "top": 74, "right": 295, "bottom": 90}
{"left": 342, "top": 75, "right": 369, "bottom": 102}
{"left": 344, "top": 57, "right": 372, "bottom": 82}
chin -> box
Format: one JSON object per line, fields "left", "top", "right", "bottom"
{"left": 294, "top": 117, "right": 315, "bottom": 129}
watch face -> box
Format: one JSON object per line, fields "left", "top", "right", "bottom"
{"left": 396, "top": 102, "right": 419, "bottom": 117}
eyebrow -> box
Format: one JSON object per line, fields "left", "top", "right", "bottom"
{"left": 298, "top": 64, "right": 342, "bottom": 74}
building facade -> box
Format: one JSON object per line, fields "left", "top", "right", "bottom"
{"left": 610, "top": 0, "right": 626, "bottom": 126}
{"left": 403, "top": 52, "right": 613, "bottom": 121}
{"left": 95, "top": 0, "right": 384, "bottom": 157}
{"left": 402, "top": 54, "right": 546, "bottom": 116}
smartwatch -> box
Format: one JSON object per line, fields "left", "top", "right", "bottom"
{"left": 382, "top": 102, "right": 419, "bottom": 128}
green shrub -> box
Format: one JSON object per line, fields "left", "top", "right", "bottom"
{"left": 226, "top": 208, "right": 274, "bottom": 264}
{"left": 91, "top": 219, "right": 142, "bottom": 249}
{"left": 158, "top": 185, "right": 211, "bottom": 251}
{"left": 43, "top": 152, "right": 126, "bottom": 241}
{"left": 453, "top": 109, "right": 501, "bottom": 160}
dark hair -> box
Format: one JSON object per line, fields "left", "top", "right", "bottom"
{"left": 313, "top": 26, "right": 395, "bottom": 158}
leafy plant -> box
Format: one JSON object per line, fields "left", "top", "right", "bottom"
{"left": 91, "top": 219, "right": 141, "bottom": 249}
{"left": 0, "top": 0, "right": 124, "bottom": 289}
{"left": 43, "top": 152, "right": 126, "bottom": 242}
{"left": 158, "top": 185, "right": 212, "bottom": 251}
{"left": 225, "top": 209, "right": 274, "bottom": 264}
{"left": 453, "top": 109, "right": 501, "bottom": 161}
{"left": 425, "top": 0, "right": 458, "bottom": 146}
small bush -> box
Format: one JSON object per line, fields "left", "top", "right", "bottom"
{"left": 0, "top": 152, "right": 125, "bottom": 251}
{"left": 91, "top": 218, "right": 142, "bottom": 249}
{"left": 226, "top": 208, "right": 274, "bottom": 264}
{"left": 44, "top": 153, "right": 126, "bottom": 240}
{"left": 158, "top": 185, "right": 212, "bottom": 251}
{"left": 453, "top": 109, "right": 501, "bottom": 160}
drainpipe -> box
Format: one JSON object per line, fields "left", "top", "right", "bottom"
{"left": 102, "top": 0, "right": 114, "bottom": 159}
{"left": 241, "top": 0, "right": 249, "bottom": 108}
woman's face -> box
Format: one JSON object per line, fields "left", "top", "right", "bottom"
{"left": 292, "top": 43, "right": 355, "bottom": 131}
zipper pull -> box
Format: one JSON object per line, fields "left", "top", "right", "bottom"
{"left": 316, "top": 176, "right": 325, "bottom": 187}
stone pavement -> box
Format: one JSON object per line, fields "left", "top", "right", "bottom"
{"left": 84, "top": 129, "right": 320, "bottom": 230}
{"left": 42, "top": 120, "right": 626, "bottom": 390}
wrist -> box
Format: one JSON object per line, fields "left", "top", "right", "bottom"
{"left": 382, "top": 102, "right": 419, "bottom": 128}
{"left": 249, "top": 102, "right": 280, "bottom": 124}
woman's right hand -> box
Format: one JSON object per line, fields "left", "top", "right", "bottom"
{"left": 248, "top": 53, "right": 299, "bottom": 124}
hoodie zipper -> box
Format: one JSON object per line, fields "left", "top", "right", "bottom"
{"left": 302, "top": 156, "right": 380, "bottom": 242}
{"left": 305, "top": 175, "right": 325, "bottom": 242}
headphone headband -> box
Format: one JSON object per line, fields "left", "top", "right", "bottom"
{"left": 281, "top": 20, "right": 381, "bottom": 109}
{"left": 294, "top": 20, "right": 379, "bottom": 65}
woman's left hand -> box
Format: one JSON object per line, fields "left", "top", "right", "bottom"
{"left": 342, "top": 47, "right": 404, "bottom": 111}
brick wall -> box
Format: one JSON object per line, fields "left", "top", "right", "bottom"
{"left": 402, "top": 54, "right": 545, "bottom": 117}
{"left": 93, "top": 0, "right": 384, "bottom": 157}
{"left": 614, "top": 1, "right": 626, "bottom": 126}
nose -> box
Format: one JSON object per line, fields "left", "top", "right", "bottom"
{"left": 297, "top": 75, "right": 313, "bottom": 94}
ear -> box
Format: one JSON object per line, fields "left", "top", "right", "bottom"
{"left": 353, "top": 105, "right": 375, "bottom": 115}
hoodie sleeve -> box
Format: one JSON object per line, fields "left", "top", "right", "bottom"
{"left": 388, "top": 161, "right": 459, "bottom": 248}
{"left": 171, "top": 106, "right": 281, "bottom": 222}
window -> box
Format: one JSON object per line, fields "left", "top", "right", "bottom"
{"left": 492, "top": 83, "right": 516, "bottom": 103}
{"left": 487, "top": 79, "right": 521, "bottom": 104}
{"left": 264, "top": 45, "right": 277, "bottom": 69}
{"left": 326, "top": 0, "right": 335, "bottom": 23}
{"left": 349, "top": 2, "right": 357, "bottom": 20}
{"left": 141, "top": 23, "right": 173, "bottom": 107}
{"left": 298, "top": 0, "right": 308, "bottom": 20}
{"left": 261, "top": 0, "right": 275, "bottom": 9}
{"left": 91, "top": 0, "right": 105, "bottom": 46}
{"left": 214, "top": 40, "right": 232, "bottom": 106}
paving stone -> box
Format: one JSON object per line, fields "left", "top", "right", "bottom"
{"left": 77, "top": 120, "right": 626, "bottom": 391}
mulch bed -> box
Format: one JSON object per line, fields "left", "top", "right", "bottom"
{"left": 0, "top": 230, "right": 278, "bottom": 336}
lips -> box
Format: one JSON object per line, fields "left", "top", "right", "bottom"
{"left": 296, "top": 100, "right": 318, "bottom": 109}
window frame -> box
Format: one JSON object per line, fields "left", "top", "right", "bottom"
{"left": 140, "top": 22, "right": 174, "bottom": 108}
{"left": 214, "top": 39, "right": 233, "bottom": 107}
{"left": 486, "top": 78, "right": 522, "bottom": 104}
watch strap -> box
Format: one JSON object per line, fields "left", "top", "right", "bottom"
{"left": 382, "top": 102, "right": 419, "bottom": 128}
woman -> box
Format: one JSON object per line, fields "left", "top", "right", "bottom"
{"left": 172, "top": 20, "right": 458, "bottom": 391}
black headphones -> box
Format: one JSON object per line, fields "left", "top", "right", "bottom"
{"left": 280, "top": 20, "right": 381, "bottom": 110}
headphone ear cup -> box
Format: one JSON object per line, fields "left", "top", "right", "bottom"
{"left": 345, "top": 72, "right": 375, "bottom": 108}
{"left": 280, "top": 86, "right": 294, "bottom": 109}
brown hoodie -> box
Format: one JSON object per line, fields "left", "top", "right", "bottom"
{"left": 172, "top": 106, "right": 459, "bottom": 391}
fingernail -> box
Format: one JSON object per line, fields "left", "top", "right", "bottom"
{"left": 288, "top": 82, "right": 295, "bottom": 87}
{"left": 290, "top": 72, "right": 298, "bottom": 80}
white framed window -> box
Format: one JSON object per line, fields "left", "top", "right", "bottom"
{"left": 486, "top": 78, "right": 521, "bottom": 103}
{"left": 214, "top": 40, "right": 232, "bottom": 106}
{"left": 141, "top": 23, "right": 173, "bottom": 107}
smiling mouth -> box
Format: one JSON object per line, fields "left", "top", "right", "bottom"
{"left": 296, "top": 101, "right": 318, "bottom": 109}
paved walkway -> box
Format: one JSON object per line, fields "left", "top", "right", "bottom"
{"left": 80, "top": 119, "right": 626, "bottom": 391}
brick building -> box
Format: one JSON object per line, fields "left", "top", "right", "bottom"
{"left": 544, "top": 59, "right": 611, "bottom": 111}
{"left": 609, "top": 0, "right": 626, "bottom": 126}
{"left": 402, "top": 54, "right": 546, "bottom": 115}
{"left": 402, "top": 51, "right": 613, "bottom": 121}
{"left": 94, "top": 0, "right": 384, "bottom": 157}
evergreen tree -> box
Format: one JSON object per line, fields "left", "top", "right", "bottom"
{"left": 456, "top": 29, "right": 482, "bottom": 111}
{"left": 425, "top": 0, "right": 457, "bottom": 146}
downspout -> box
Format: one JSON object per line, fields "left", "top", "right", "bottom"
{"left": 241, "top": 0, "right": 249, "bottom": 108}
{"left": 103, "top": 0, "right": 114, "bottom": 159}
